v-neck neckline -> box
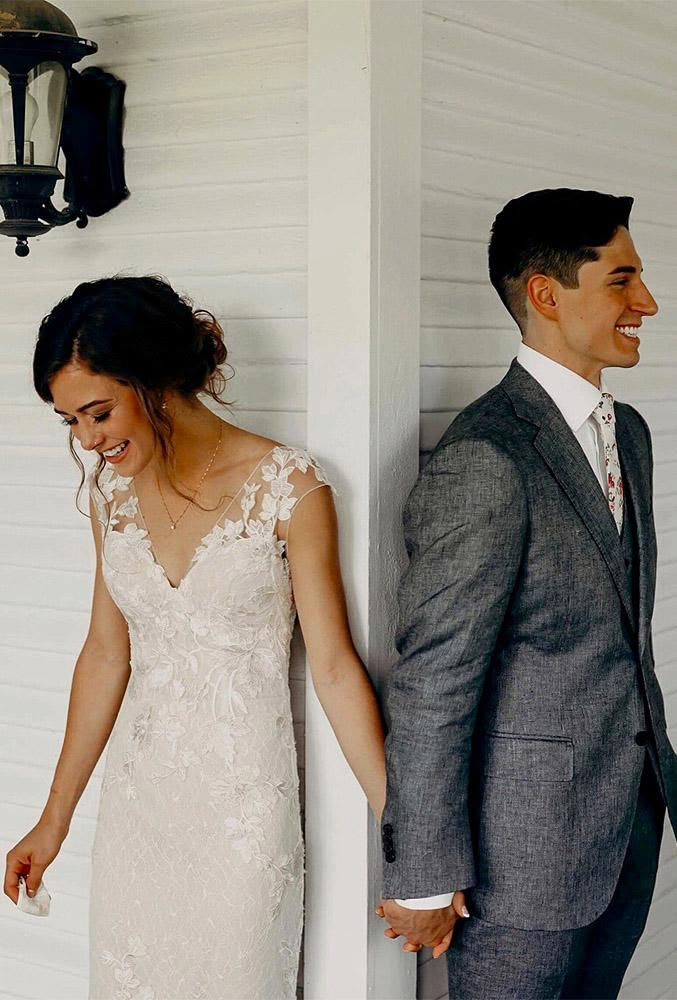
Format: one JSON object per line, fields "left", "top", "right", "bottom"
{"left": 127, "top": 446, "right": 275, "bottom": 592}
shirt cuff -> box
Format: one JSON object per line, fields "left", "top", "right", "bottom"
{"left": 395, "top": 892, "right": 454, "bottom": 909}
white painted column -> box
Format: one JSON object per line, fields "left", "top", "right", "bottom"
{"left": 306, "top": 3, "right": 422, "bottom": 998}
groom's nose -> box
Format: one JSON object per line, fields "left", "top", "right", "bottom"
{"left": 631, "top": 279, "right": 658, "bottom": 316}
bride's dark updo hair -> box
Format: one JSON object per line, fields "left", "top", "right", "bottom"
{"left": 33, "top": 273, "right": 233, "bottom": 514}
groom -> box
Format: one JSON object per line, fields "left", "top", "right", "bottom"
{"left": 379, "top": 189, "right": 677, "bottom": 998}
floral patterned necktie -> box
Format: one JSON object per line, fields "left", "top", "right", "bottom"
{"left": 591, "top": 392, "right": 624, "bottom": 533}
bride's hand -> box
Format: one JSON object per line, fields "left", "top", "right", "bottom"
{"left": 4, "top": 820, "right": 68, "bottom": 905}
{"left": 376, "top": 891, "right": 469, "bottom": 958}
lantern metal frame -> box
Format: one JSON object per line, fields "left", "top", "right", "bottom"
{"left": 0, "top": 2, "right": 128, "bottom": 257}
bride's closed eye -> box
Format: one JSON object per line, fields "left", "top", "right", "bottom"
{"left": 61, "top": 412, "right": 111, "bottom": 427}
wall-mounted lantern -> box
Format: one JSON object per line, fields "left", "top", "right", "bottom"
{"left": 0, "top": 1, "right": 128, "bottom": 257}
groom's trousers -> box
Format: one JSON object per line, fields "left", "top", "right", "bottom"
{"left": 446, "top": 752, "right": 666, "bottom": 1000}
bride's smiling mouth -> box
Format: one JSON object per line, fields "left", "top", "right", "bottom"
{"left": 102, "top": 440, "right": 130, "bottom": 463}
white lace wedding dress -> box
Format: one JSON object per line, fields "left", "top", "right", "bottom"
{"left": 86, "top": 444, "right": 329, "bottom": 1000}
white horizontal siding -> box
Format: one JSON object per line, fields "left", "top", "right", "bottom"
{"left": 0, "top": 3, "right": 308, "bottom": 998}
{"left": 418, "top": 3, "right": 677, "bottom": 997}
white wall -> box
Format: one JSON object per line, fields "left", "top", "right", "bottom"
{"left": 0, "top": 3, "right": 309, "bottom": 997}
{"left": 306, "top": 4, "right": 420, "bottom": 997}
{"left": 417, "top": 3, "right": 677, "bottom": 998}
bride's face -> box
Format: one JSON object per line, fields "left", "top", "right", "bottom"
{"left": 50, "top": 361, "right": 157, "bottom": 474}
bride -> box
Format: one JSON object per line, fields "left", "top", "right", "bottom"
{"left": 3, "top": 275, "right": 386, "bottom": 999}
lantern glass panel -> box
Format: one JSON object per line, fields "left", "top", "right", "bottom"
{"left": 0, "top": 61, "right": 66, "bottom": 167}
{"left": 27, "top": 62, "right": 67, "bottom": 167}
{"left": 0, "top": 66, "right": 14, "bottom": 165}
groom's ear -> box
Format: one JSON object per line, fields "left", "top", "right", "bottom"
{"left": 381, "top": 823, "right": 396, "bottom": 863}
{"left": 526, "top": 273, "right": 559, "bottom": 324}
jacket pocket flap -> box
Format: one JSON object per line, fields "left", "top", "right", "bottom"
{"left": 481, "top": 732, "right": 574, "bottom": 782}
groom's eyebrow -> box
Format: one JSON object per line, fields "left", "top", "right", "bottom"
{"left": 607, "top": 265, "right": 641, "bottom": 275}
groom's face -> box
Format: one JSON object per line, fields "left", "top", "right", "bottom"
{"left": 554, "top": 226, "right": 658, "bottom": 373}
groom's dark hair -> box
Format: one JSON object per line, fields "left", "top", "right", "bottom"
{"left": 488, "top": 188, "right": 634, "bottom": 331}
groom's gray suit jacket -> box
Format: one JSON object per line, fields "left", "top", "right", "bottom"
{"left": 381, "top": 359, "right": 677, "bottom": 931}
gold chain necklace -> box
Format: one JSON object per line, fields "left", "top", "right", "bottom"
{"left": 156, "top": 423, "right": 223, "bottom": 531}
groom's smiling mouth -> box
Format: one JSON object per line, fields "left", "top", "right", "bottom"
{"left": 615, "top": 324, "right": 641, "bottom": 340}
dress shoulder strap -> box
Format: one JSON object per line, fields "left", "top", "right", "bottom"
{"left": 241, "top": 445, "right": 333, "bottom": 538}
{"left": 87, "top": 464, "right": 136, "bottom": 530}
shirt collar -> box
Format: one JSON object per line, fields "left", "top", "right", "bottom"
{"left": 516, "top": 342, "right": 609, "bottom": 433}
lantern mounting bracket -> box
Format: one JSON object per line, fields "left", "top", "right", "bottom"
{"left": 58, "top": 66, "right": 128, "bottom": 222}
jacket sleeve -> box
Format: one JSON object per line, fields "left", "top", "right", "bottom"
{"left": 381, "top": 437, "right": 527, "bottom": 899}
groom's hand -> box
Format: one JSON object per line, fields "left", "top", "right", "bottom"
{"left": 376, "top": 892, "right": 468, "bottom": 958}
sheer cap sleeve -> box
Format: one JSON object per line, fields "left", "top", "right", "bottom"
{"left": 259, "top": 446, "right": 334, "bottom": 535}
{"left": 86, "top": 463, "right": 133, "bottom": 531}
{"left": 87, "top": 465, "right": 108, "bottom": 528}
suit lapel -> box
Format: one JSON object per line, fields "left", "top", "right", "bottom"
{"left": 615, "top": 405, "right": 655, "bottom": 658}
{"left": 501, "top": 361, "right": 636, "bottom": 631}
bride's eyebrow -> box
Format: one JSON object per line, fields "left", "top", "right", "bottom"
{"left": 54, "top": 397, "right": 114, "bottom": 416}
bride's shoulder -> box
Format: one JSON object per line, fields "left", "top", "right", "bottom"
{"left": 263, "top": 442, "right": 330, "bottom": 489}
{"left": 258, "top": 444, "right": 334, "bottom": 536}
{"left": 224, "top": 426, "right": 331, "bottom": 498}
{"left": 86, "top": 462, "right": 132, "bottom": 503}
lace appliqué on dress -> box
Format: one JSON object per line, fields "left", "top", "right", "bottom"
{"left": 100, "top": 935, "right": 154, "bottom": 1000}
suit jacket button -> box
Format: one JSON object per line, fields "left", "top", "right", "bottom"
{"left": 382, "top": 823, "right": 393, "bottom": 835}
{"left": 635, "top": 730, "right": 649, "bottom": 746}
{"left": 384, "top": 849, "right": 396, "bottom": 863}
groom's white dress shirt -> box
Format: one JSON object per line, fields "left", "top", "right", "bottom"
{"left": 396, "top": 342, "right": 611, "bottom": 910}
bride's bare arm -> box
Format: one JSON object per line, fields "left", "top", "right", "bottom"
{"left": 285, "top": 486, "right": 386, "bottom": 819}
{"left": 39, "top": 494, "right": 132, "bottom": 834}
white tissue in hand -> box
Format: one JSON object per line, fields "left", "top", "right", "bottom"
{"left": 17, "top": 874, "right": 50, "bottom": 916}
